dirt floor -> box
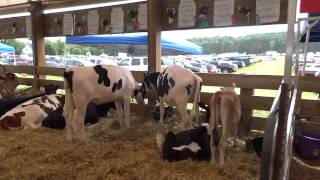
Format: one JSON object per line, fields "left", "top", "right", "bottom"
{"left": 0, "top": 110, "right": 261, "bottom": 180}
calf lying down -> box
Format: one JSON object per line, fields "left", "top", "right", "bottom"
{"left": 0, "top": 84, "right": 60, "bottom": 117}
{"left": 42, "top": 102, "right": 116, "bottom": 129}
{"left": 157, "top": 124, "right": 211, "bottom": 162}
{"left": 0, "top": 94, "right": 64, "bottom": 130}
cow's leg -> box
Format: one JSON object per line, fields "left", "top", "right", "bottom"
{"left": 210, "top": 129, "right": 217, "bottom": 164}
{"left": 72, "top": 103, "right": 88, "bottom": 141}
{"left": 176, "top": 102, "right": 189, "bottom": 129}
{"left": 63, "top": 92, "right": 75, "bottom": 142}
{"left": 159, "top": 98, "right": 165, "bottom": 125}
{"left": 115, "top": 100, "right": 124, "bottom": 128}
{"left": 123, "top": 97, "right": 131, "bottom": 127}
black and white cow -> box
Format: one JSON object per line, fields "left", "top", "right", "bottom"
{"left": 0, "top": 84, "right": 60, "bottom": 117}
{"left": 157, "top": 124, "right": 211, "bottom": 162}
{"left": 142, "top": 65, "right": 202, "bottom": 128}
{"left": 0, "top": 94, "right": 64, "bottom": 130}
{"left": 42, "top": 102, "right": 115, "bottom": 129}
{"left": 63, "top": 65, "right": 143, "bottom": 141}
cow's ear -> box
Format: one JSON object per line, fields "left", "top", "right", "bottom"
{"left": 144, "top": 72, "right": 149, "bottom": 77}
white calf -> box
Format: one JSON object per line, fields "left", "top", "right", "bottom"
{"left": 63, "top": 65, "right": 142, "bottom": 141}
{"left": 209, "top": 86, "right": 241, "bottom": 165}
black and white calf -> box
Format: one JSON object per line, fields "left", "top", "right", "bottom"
{"left": 157, "top": 124, "right": 211, "bottom": 162}
{"left": 0, "top": 94, "right": 64, "bottom": 130}
{"left": 42, "top": 102, "right": 115, "bottom": 129}
{"left": 63, "top": 65, "right": 143, "bottom": 141}
{"left": 0, "top": 84, "right": 60, "bottom": 117}
{"left": 142, "top": 65, "right": 202, "bottom": 128}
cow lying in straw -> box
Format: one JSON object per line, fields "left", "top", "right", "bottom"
{"left": 63, "top": 65, "right": 143, "bottom": 141}
{"left": 142, "top": 65, "right": 202, "bottom": 128}
{"left": 156, "top": 124, "right": 211, "bottom": 162}
{"left": 208, "top": 85, "right": 241, "bottom": 165}
{"left": 42, "top": 102, "right": 115, "bottom": 129}
{"left": 0, "top": 94, "right": 64, "bottom": 130}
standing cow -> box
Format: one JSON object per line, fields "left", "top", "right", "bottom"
{"left": 142, "top": 65, "right": 202, "bottom": 128}
{"left": 208, "top": 86, "right": 241, "bottom": 165}
{"left": 63, "top": 65, "right": 143, "bottom": 141}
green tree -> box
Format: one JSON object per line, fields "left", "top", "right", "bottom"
{"left": 45, "top": 41, "right": 57, "bottom": 55}
{"left": 1, "top": 39, "right": 25, "bottom": 55}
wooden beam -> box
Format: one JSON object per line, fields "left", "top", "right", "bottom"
{"left": 240, "top": 88, "right": 254, "bottom": 136}
{"left": 147, "top": 0, "right": 161, "bottom": 72}
{"left": 29, "top": 2, "right": 45, "bottom": 89}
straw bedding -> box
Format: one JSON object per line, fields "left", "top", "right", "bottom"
{"left": 0, "top": 110, "right": 261, "bottom": 180}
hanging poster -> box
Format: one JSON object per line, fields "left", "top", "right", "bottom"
{"left": 178, "top": 0, "right": 196, "bottom": 28}
{"left": 138, "top": 3, "right": 147, "bottom": 30}
{"left": 214, "top": 0, "right": 235, "bottom": 26}
{"left": 26, "top": 16, "right": 32, "bottom": 39}
{"left": 256, "top": 0, "right": 280, "bottom": 24}
{"left": 111, "top": 7, "right": 124, "bottom": 33}
{"left": 88, "top": 10, "right": 99, "bottom": 34}
{"left": 63, "top": 13, "right": 74, "bottom": 35}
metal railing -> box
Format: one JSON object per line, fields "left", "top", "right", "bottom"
{"left": 260, "top": 80, "right": 290, "bottom": 180}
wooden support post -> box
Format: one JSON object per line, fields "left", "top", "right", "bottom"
{"left": 147, "top": 0, "right": 161, "bottom": 72}
{"left": 29, "top": 2, "right": 45, "bottom": 90}
{"left": 147, "top": 0, "right": 162, "bottom": 111}
{"left": 240, "top": 88, "right": 254, "bottom": 136}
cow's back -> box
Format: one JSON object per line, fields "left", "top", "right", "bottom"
{"left": 66, "top": 65, "right": 136, "bottom": 104}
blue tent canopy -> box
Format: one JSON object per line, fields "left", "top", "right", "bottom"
{"left": 66, "top": 32, "right": 203, "bottom": 55}
{"left": 0, "top": 42, "right": 15, "bottom": 53}
{"left": 301, "top": 13, "right": 320, "bottom": 42}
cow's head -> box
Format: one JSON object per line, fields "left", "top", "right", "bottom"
{"left": 143, "top": 71, "right": 160, "bottom": 90}
{"left": 133, "top": 83, "right": 146, "bottom": 105}
{"left": 44, "top": 84, "right": 60, "bottom": 95}
{"left": 0, "top": 73, "right": 19, "bottom": 98}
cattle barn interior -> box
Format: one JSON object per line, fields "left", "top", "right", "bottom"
{"left": 0, "top": 0, "right": 319, "bottom": 179}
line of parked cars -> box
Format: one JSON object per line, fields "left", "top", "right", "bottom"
{"left": 1, "top": 54, "right": 265, "bottom": 74}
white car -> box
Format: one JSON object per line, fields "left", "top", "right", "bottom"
{"left": 118, "top": 57, "right": 148, "bottom": 71}
{"left": 89, "top": 58, "right": 118, "bottom": 66}
{"left": 65, "top": 59, "right": 95, "bottom": 67}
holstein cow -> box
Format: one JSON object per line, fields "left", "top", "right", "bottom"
{"left": 0, "top": 73, "right": 18, "bottom": 99}
{"left": 63, "top": 65, "right": 143, "bottom": 141}
{"left": 0, "top": 84, "right": 60, "bottom": 117}
{"left": 42, "top": 102, "right": 115, "bottom": 129}
{"left": 142, "top": 65, "right": 202, "bottom": 128}
{"left": 208, "top": 86, "right": 241, "bottom": 165}
{"left": 156, "top": 124, "right": 211, "bottom": 162}
{"left": 0, "top": 94, "right": 64, "bottom": 130}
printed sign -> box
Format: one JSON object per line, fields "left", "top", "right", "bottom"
{"left": 214, "top": 0, "right": 235, "bottom": 26}
{"left": 88, "top": 10, "right": 99, "bottom": 34}
{"left": 138, "top": 3, "right": 147, "bottom": 30}
{"left": 256, "top": 0, "right": 280, "bottom": 24}
{"left": 111, "top": 7, "right": 124, "bottom": 33}
{"left": 178, "top": 0, "right": 196, "bottom": 28}
{"left": 63, "top": 13, "right": 74, "bottom": 35}
{"left": 26, "top": 16, "right": 32, "bottom": 39}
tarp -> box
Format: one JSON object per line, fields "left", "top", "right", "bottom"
{"left": 66, "top": 33, "right": 203, "bottom": 55}
{"left": 300, "top": 13, "right": 320, "bottom": 42}
{"left": 0, "top": 42, "right": 15, "bottom": 53}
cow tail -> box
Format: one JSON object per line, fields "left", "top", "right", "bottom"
{"left": 210, "top": 92, "right": 222, "bottom": 146}
{"left": 63, "top": 75, "right": 75, "bottom": 124}
{"left": 190, "top": 76, "right": 202, "bottom": 124}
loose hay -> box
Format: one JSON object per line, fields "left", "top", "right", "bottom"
{"left": 0, "top": 111, "right": 260, "bottom": 180}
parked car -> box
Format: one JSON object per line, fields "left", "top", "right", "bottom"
{"left": 118, "top": 57, "right": 148, "bottom": 71}
{"left": 64, "top": 59, "right": 95, "bottom": 67}
{"left": 46, "top": 61, "right": 60, "bottom": 67}
{"left": 182, "top": 61, "right": 208, "bottom": 73}
{"left": 228, "top": 56, "right": 251, "bottom": 66}
{"left": 89, "top": 58, "right": 118, "bottom": 66}
{"left": 226, "top": 59, "right": 245, "bottom": 68}
{"left": 298, "top": 63, "right": 320, "bottom": 76}
{"left": 211, "top": 60, "right": 238, "bottom": 73}
{"left": 256, "top": 55, "right": 276, "bottom": 61}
